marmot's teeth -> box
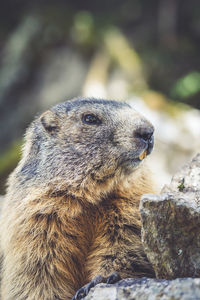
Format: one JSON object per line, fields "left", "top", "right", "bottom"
{"left": 139, "top": 150, "right": 148, "bottom": 161}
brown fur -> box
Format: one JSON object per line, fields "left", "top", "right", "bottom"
{"left": 0, "top": 98, "right": 155, "bottom": 300}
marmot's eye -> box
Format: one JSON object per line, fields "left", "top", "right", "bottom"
{"left": 82, "top": 114, "right": 101, "bottom": 125}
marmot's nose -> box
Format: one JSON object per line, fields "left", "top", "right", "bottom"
{"left": 134, "top": 126, "right": 154, "bottom": 144}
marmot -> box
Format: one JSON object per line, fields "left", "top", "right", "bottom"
{"left": 0, "top": 98, "right": 155, "bottom": 300}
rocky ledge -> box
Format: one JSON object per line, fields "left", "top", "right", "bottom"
{"left": 83, "top": 277, "right": 200, "bottom": 300}
{"left": 83, "top": 153, "right": 200, "bottom": 299}
{"left": 140, "top": 153, "right": 200, "bottom": 279}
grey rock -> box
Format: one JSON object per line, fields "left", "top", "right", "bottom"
{"left": 140, "top": 153, "right": 200, "bottom": 279}
{"left": 162, "top": 153, "right": 200, "bottom": 195}
{"left": 83, "top": 277, "right": 200, "bottom": 300}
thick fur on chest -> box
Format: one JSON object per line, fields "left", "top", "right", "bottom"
{"left": 0, "top": 185, "right": 155, "bottom": 300}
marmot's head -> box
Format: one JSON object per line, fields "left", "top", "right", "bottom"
{"left": 19, "top": 98, "right": 154, "bottom": 201}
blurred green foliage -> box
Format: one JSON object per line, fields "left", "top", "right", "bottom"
{"left": 0, "top": 141, "right": 21, "bottom": 174}
{"left": 171, "top": 72, "right": 200, "bottom": 99}
{"left": 0, "top": 141, "right": 22, "bottom": 192}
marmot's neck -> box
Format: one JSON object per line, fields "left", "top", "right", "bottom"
{"left": 7, "top": 163, "right": 154, "bottom": 219}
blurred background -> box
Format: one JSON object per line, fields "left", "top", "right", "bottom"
{"left": 0, "top": 0, "right": 200, "bottom": 194}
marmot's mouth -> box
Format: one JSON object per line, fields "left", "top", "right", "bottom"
{"left": 117, "top": 136, "right": 154, "bottom": 170}
{"left": 138, "top": 135, "right": 154, "bottom": 161}
{"left": 139, "top": 150, "right": 148, "bottom": 161}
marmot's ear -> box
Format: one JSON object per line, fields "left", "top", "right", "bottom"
{"left": 40, "top": 110, "right": 60, "bottom": 134}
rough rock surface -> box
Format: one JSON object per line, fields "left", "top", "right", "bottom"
{"left": 83, "top": 277, "right": 200, "bottom": 300}
{"left": 140, "top": 153, "right": 200, "bottom": 279}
